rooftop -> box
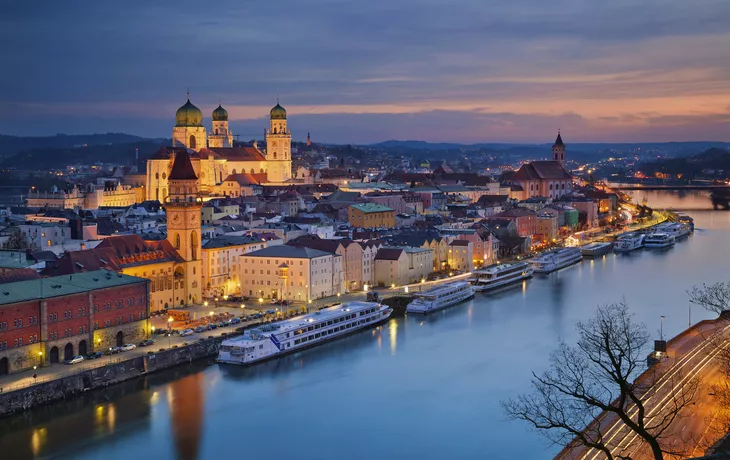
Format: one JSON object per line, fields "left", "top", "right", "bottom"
{"left": 0, "top": 270, "right": 146, "bottom": 306}
{"left": 243, "top": 245, "right": 333, "bottom": 259}
{"left": 350, "top": 203, "right": 394, "bottom": 213}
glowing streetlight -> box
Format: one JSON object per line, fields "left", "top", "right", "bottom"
{"left": 240, "top": 303, "right": 245, "bottom": 309}
{"left": 223, "top": 295, "right": 229, "bottom": 301}
{"left": 204, "top": 301, "right": 209, "bottom": 307}
{"left": 209, "top": 311, "right": 214, "bottom": 317}
{"left": 259, "top": 297, "right": 264, "bottom": 305}
{"left": 363, "top": 284, "right": 369, "bottom": 292}
{"left": 421, "top": 279, "right": 426, "bottom": 284}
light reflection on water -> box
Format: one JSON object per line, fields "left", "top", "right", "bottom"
{"left": 0, "top": 193, "right": 729, "bottom": 460}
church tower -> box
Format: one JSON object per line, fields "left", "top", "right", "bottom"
{"left": 208, "top": 104, "right": 233, "bottom": 148}
{"left": 264, "top": 101, "right": 293, "bottom": 183}
{"left": 172, "top": 94, "right": 207, "bottom": 151}
{"left": 552, "top": 131, "right": 566, "bottom": 165}
{"left": 165, "top": 149, "right": 203, "bottom": 305}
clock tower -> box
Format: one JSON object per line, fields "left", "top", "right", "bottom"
{"left": 166, "top": 149, "right": 203, "bottom": 305}
{"left": 264, "top": 100, "right": 293, "bottom": 183}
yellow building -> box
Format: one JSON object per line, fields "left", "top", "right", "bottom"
{"left": 348, "top": 203, "right": 395, "bottom": 229}
{"left": 201, "top": 235, "right": 268, "bottom": 298}
{"left": 147, "top": 98, "right": 293, "bottom": 202}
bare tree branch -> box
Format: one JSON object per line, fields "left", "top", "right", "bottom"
{"left": 502, "top": 301, "right": 698, "bottom": 460}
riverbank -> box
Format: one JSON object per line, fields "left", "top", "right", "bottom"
{"left": 0, "top": 336, "right": 223, "bottom": 418}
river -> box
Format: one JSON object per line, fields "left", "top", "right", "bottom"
{"left": 1, "top": 190, "right": 728, "bottom": 460}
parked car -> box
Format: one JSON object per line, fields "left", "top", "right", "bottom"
{"left": 138, "top": 339, "right": 155, "bottom": 347}
{"left": 230, "top": 317, "right": 241, "bottom": 325}
{"left": 68, "top": 355, "right": 84, "bottom": 365}
{"left": 85, "top": 351, "right": 103, "bottom": 360}
{"left": 181, "top": 329, "right": 195, "bottom": 337}
{"left": 207, "top": 323, "right": 218, "bottom": 330}
{"left": 110, "top": 347, "right": 122, "bottom": 354}
{"left": 265, "top": 309, "right": 276, "bottom": 315}
{"left": 121, "top": 344, "right": 137, "bottom": 351}
{"left": 220, "top": 319, "right": 231, "bottom": 326}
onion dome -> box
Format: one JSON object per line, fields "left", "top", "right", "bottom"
{"left": 212, "top": 104, "right": 228, "bottom": 122}
{"left": 270, "top": 102, "right": 287, "bottom": 120}
{"left": 175, "top": 99, "right": 203, "bottom": 127}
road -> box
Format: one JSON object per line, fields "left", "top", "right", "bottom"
{"left": 557, "top": 318, "right": 730, "bottom": 460}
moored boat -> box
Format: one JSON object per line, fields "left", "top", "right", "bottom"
{"left": 471, "top": 262, "right": 533, "bottom": 292}
{"left": 580, "top": 242, "right": 613, "bottom": 257}
{"left": 614, "top": 233, "right": 645, "bottom": 253}
{"left": 530, "top": 247, "right": 583, "bottom": 274}
{"left": 217, "top": 301, "right": 392, "bottom": 365}
{"left": 406, "top": 281, "right": 474, "bottom": 314}
{"left": 643, "top": 232, "right": 675, "bottom": 249}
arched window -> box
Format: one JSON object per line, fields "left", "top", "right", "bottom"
{"left": 215, "top": 129, "right": 219, "bottom": 135}
{"left": 162, "top": 188, "right": 167, "bottom": 201}
{"left": 260, "top": 168, "right": 264, "bottom": 174}
{"left": 549, "top": 184, "right": 553, "bottom": 190}
{"left": 190, "top": 231, "right": 198, "bottom": 260}
{"left": 155, "top": 172, "right": 159, "bottom": 179}
{"left": 250, "top": 169, "right": 255, "bottom": 174}
{"left": 175, "top": 233, "right": 180, "bottom": 250}
{"left": 189, "top": 135, "right": 196, "bottom": 149}
{"left": 219, "top": 171, "right": 223, "bottom": 183}
{"left": 232, "top": 169, "right": 237, "bottom": 175}
{"left": 273, "top": 152, "right": 277, "bottom": 159}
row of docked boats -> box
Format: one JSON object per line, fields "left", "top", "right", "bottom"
{"left": 614, "top": 219, "right": 693, "bottom": 252}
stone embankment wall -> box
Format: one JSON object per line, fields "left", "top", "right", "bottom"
{"left": 0, "top": 338, "right": 223, "bottom": 418}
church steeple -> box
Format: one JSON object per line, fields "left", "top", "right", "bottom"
{"left": 552, "top": 130, "right": 566, "bottom": 165}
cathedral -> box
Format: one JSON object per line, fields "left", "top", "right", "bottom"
{"left": 146, "top": 97, "right": 293, "bottom": 202}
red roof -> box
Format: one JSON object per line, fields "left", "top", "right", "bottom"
{"left": 41, "top": 235, "right": 184, "bottom": 277}
{"left": 169, "top": 149, "right": 198, "bottom": 180}
{"left": 223, "top": 173, "right": 265, "bottom": 186}
{"left": 202, "top": 146, "right": 266, "bottom": 162}
{"left": 0, "top": 268, "right": 41, "bottom": 285}
{"left": 513, "top": 161, "right": 571, "bottom": 181}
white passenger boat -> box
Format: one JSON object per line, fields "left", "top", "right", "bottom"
{"left": 471, "top": 262, "right": 533, "bottom": 292}
{"left": 217, "top": 301, "right": 392, "bottom": 365}
{"left": 406, "top": 281, "right": 474, "bottom": 314}
{"left": 580, "top": 242, "right": 613, "bottom": 257}
{"left": 653, "top": 222, "right": 691, "bottom": 240}
{"left": 614, "top": 233, "right": 645, "bottom": 253}
{"left": 530, "top": 247, "right": 583, "bottom": 274}
{"left": 643, "top": 232, "right": 675, "bottom": 249}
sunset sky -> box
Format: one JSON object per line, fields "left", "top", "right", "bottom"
{"left": 2, "top": 1, "right": 730, "bottom": 144}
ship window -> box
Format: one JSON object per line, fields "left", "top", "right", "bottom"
{"left": 259, "top": 345, "right": 263, "bottom": 349}
{"left": 307, "top": 326, "right": 313, "bottom": 331}
{"left": 327, "top": 321, "right": 333, "bottom": 325}
{"left": 315, "top": 333, "right": 320, "bottom": 338}
{"left": 295, "top": 339, "right": 300, "bottom": 345}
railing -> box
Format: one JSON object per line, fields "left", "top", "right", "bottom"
{"left": 0, "top": 357, "right": 127, "bottom": 394}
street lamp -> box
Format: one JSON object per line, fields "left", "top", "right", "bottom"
{"left": 167, "top": 316, "right": 173, "bottom": 349}
{"left": 204, "top": 301, "right": 209, "bottom": 308}
{"left": 38, "top": 351, "right": 43, "bottom": 368}
{"left": 660, "top": 315, "right": 666, "bottom": 340}
{"left": 223, "top": 295, "right": 229, "bottom": 302}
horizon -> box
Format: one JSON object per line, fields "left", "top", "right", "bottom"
{"left": 2, "top": 1, "right": 730, "bottom": 144}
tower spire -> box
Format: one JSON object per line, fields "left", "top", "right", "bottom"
{"left": 187, "top": 88, "right": 190, "bottom": 100}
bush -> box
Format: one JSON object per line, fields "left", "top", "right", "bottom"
{"left": 158, "top": 348, "right": 166, "bottom": 352}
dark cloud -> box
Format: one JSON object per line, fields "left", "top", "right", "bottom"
{"left": 1, "top": 0, "right": 729, "bottom": 141}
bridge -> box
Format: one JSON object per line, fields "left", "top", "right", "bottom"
{"left": 611, "top": 184, "right": 730, "bottom": 191}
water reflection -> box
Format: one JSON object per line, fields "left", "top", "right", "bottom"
{"left": 169, "top": 373, "right": 205, "bottom": 460}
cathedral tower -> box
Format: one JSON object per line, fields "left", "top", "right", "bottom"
{"left": 264, "top": 101, "right": 293, "bottom": 183}
{"left": 552, "top": 131, "right": 566, "bottom": 165}
{"left": 172, "top": 94, "right": 207, "bottom": 151}
{"left": 208, "top": 104, "right": 233, "bottom": 148}
{"left": 165, "top": 149, "right": 203, "bottom": 305}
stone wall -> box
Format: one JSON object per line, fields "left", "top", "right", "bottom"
{"left": 0, "top": 337, "right": 223, "bottom": 418}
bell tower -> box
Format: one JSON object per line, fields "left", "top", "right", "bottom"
{"left": 552, "top": 130, "right": 566, "bottom": 165}
{"left": 264, "top": 100, "right": 293, "bottom": 183}
{"left": 166, "top": 149, "right": 203, "bottom": 305}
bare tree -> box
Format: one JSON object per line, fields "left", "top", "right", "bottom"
{"left": 688, "top": 282, "right": 730, "bottom": 315}
{"left": 502, "top": 301, "right": 698, "bottom": 460}
{"left": 3, "top": 228, "right": 28, "bottom": 250}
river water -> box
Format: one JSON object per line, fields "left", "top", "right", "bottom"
{"left": 1, "top": 190, "right": 729, "bottom": 460}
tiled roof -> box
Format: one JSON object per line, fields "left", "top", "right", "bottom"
{"left": 223, "top": 173, "right": 265, "bottom": 186}
{"left": 350, "top": 203, "right": 394, "bottom": 213}
{"left": 169, "top": 149, "right": 198, "bottom": 180}
{"left": 374, "top": 248, "right": 404, "bottom": 261}
{"left": 203, "top": 146, "right": 266, "bottom": 162}
{"left": 449, "top": 240, "right": 471, "bottom": 246}
{"left": 0, "top": 268, "right": 41, "bottom": 285}
{"left": 287, "top": 237, "right": 343, "bottom": 254}
{"left": 148, "top": 146, "right": 187, "bottom": 161}
{"left": 513, "top": 161, "right": 571, "bottom": 181}
{"left": 201, "top": 235, "right": 264, "bottom": 249}
{"left": 244, "top": 245, "right": 332, "bottom": 259}
{"left": 0, "top": 270, "right": 146, "bottom": 306}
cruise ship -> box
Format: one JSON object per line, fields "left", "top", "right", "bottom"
{"left": 614, "top": 233, "right": 645, "bottom": 253}
{"left": 530, "top": 247, "right": 583, "bottom": 274}
{"left": 217, "top": 302, "right": 392, "bottom": 365}
{"left": 580, "top": 242, "right": 613, "bottom": 258}
{"left": 643, "top": 232, "right": 675, "bottom": 249}
{"left": 471, "top": 262, "right": 533, "bottom": 292}
{"left": 406, "top": 281, "right": 475, "bottom": 314}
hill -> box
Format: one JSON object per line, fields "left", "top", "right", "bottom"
{"left": 0, "top": 133, "right": 166, "bottom": 158}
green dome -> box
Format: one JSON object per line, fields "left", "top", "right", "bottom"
{"left": 175, "top": 99, "right": 203, "bottom": 127}
{"left": 270, "top": 102, "right": 287, "bottom": 120}
{"left": 212, "top": 104, "right": 228, "bottom": 121}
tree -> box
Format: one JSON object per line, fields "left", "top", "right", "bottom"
{"left": 4, "top": 228, "right": 28, "bottom": 250}
{"left": 687, "top": 281, "right": 730, "bottom": 315}
{"left": 502, "top": 302, "right": 698, "bottom": 460}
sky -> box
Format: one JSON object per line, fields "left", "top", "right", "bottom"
{"left": 1, "top": 0, "right": 730, "bottom": 144}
